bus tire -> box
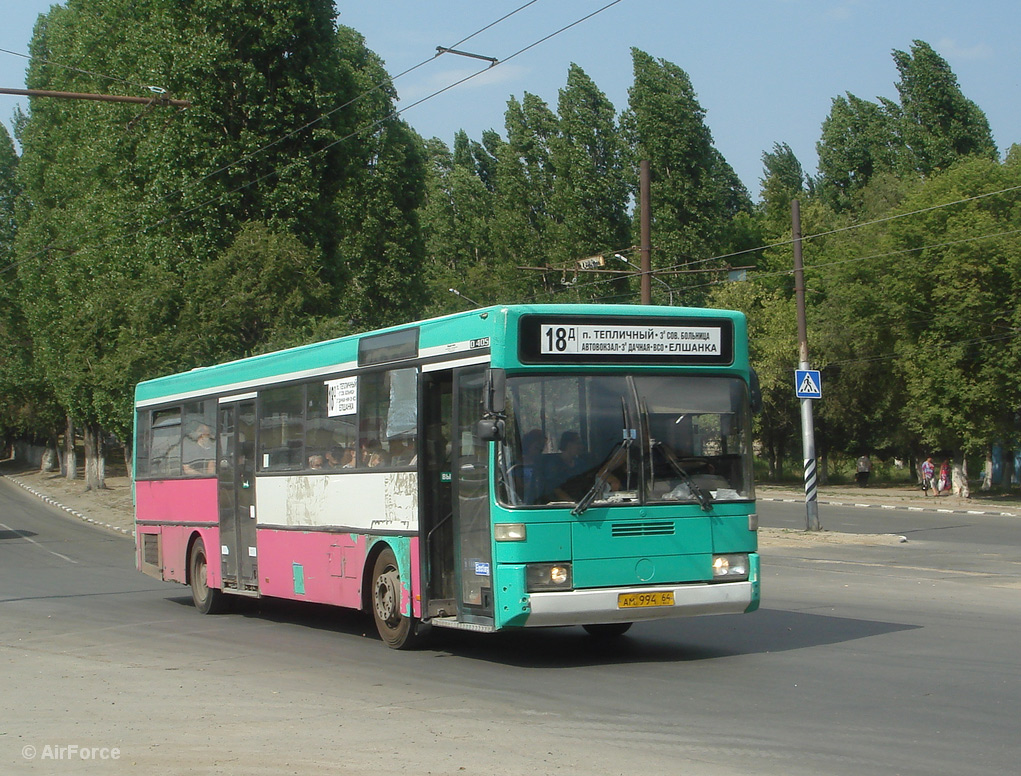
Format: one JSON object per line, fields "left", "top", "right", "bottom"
{"left": 189, "top": 537, "right": 228, "bottom": 615}
{"left": 583, "top": 622, "right": 632, "bottom": 638}
{"left": 371, "top": 547, "right": 425, "bottom": 649}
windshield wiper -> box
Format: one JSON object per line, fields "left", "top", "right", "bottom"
{"left": 655, "top": 441, "right": 713, "bottom": 512}
{"left": 572, "top": 436, "right": 632, "bottom": 516}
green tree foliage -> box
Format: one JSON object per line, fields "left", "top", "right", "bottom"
{"left": 709, "top": 279, "right": 798, "bottom": 480}
{"left": 548, "top": 65, "right": 630, "bottom": 297}
{"left": 892, "top": 40, "right": 997, "bottom": 177}
{"left": 759, "top": 142, "right": 809, "bottom": 235}
{"left": 489, "top": 92, "right": 562, "bottom": 302}
{"left": 330, "top": 25, "right": 427, "bottom": 330}
{"left": 623, "top": 49, "right": 751, "bottom": 306}
{"left": 816, "top": 93, "right": 901, "bottom": 210}
{"left": 817, "top": 40, "right": 997, "bottom": 211}
{"left": 12, "top": 1, "right": 427, "bottom": 478}
{"left": 0, "top": 126, "right": 59, "bottom": 446}
{"left": 882, "top": 156, "right": 1021, "bottom": 456}
{"left": 420, "top": 133, "right": 498, "bottom": 316}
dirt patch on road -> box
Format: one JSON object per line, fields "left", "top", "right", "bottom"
{"left": 758, "top": 527, "right": 905, "bottom": 547}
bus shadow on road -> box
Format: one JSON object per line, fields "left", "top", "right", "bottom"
{"left": 418, "top": 608, "right": 921, "bottom": 667}
{"left": 163, "top": 596, "right": 919, "bottom": 667}
{"left": 165, "top": 594, "right": 374, "bottom": 638}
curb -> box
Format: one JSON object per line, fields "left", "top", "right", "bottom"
{"left": 759, "top": 495, "right": 1021, "bottom": 518}
{"left": 1, "top": 474, "right": 135, "bottom": 537}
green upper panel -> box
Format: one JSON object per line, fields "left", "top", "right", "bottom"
{"left": 135, "top": 304, "right": 750, "bottom": 406}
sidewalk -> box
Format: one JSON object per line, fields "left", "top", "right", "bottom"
{"left": 0, "top": 461, "right": 135, "bottom": 535}
{"left": 757, "top": 481, "right": 1021, "bottom": 517}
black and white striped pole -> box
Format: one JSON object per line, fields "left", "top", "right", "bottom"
{"left": 792, "top": 200, "right": 822, "bottom": 531}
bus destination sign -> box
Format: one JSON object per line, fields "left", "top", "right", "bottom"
{"left": 518, "top": 315, "right": 734, "bottom": 365}
{"left": 540, "top": 323, "right": 720, "bottom": 356}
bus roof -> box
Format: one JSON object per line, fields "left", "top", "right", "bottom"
{"left": 135, "top": 303, "right": 747, "bottom": 407}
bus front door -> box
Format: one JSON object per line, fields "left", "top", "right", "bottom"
{"left": 421, "top": 366, "right": 493, "bottom": 626}
{"left": 217, "top": 399, "right": 258, "bottom": 594}
{"left": 453, "top": 367, "right": 493, "bottom": 624}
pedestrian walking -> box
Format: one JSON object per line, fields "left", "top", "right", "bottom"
{"left": 856, "top": 454, "right": 872, "bottom": 486}
{"left": 921, "top": 456, "right": 935, "bottom": 496}
{"left": 936, "top": 459, "right": 951, "bottom": 496}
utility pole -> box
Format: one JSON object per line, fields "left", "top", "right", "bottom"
{"left": 639, "top": 159, "right": 652, "bottom": 304}
{"left": 792, "top": 199, "right": 821, "bottom": 531}
{"left": 0, "top": 87, "right": 190, "bottom": 107}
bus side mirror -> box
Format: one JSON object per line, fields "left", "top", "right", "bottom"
{"left": 749, "top": 369, "right": 762, "bottom": 414}
{"left": 477, "top": 418, "right": 505, "bottom": 442}
{"left": 478, "top": 368, "right": 506, "bottom": 441}
{"left": 484, "top": 368, "right": 506, "bottom": 415}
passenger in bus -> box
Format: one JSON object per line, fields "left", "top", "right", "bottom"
{"left": 308, "top": 454, "right": 325, "bottom": 470}
{"left": 518, "top": 429, "right": 546, "bottom": 504}
{"left": 182, "top": 423, "right": 216, "bottom": 475}
{"left": 325, "top": 446, "right": 351, "bottom": 468}
{"left": 361, "top": 438, "right": 388, "bottom": 468}
{"left": 389, "top": 437, "right": 417, "bottom": 466}
{"left": 543, "top": 430, "right": 620, "bottom": 502}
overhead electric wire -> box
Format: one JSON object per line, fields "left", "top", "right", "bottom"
{"left": 0, "top": 45, "right": 160, "bottom": 93}
{"left": 1, "top": 0, "right": 622, "bottom": 278}
{"left": 0, "top": 1, "right": 543, "bottom": 276}
{"left": 523, "top": 219, "right": 1021, "bottom": 308}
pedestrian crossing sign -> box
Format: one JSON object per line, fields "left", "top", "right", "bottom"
{"left": 795, "top": 369, "right": 822, "bottom": 399}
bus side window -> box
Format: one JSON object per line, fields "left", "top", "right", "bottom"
{"left": 135, "top": 410, "right": 151, "bottom": 478}
{"left": 259, "top": 385, "right": 305, "bottom": 471}
{"left": 150, "top": 408, "right": 182, "bottom": 476}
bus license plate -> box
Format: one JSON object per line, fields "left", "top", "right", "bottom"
{"left": 618, "top": 591, "right": 675, "bottom": 609}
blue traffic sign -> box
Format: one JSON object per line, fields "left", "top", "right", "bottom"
{"left": 795, "top": 369, "right": 822, "bottom": 399}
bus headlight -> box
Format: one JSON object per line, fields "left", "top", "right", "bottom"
{"left": 526, "top": 563, "right": 573, "bottom": 592}
{"left": 494, "top": 523, "right": 527, "bottom": 542}
{"left": 712, "top": 554, "right": 749, "bottom": 581}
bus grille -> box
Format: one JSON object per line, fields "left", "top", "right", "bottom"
{"left": 611, "top": 521, "right": 675, "bottom": 537}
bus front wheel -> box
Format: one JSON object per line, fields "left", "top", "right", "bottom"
{"left": 371, "top": 547, "right": 425, "bottom": 649}
{"left": 189, "top": 538, "right": 228, "bottom": 615}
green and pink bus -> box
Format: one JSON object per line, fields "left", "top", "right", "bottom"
{"left": 134, "top": 304, "right": 760, "bottom": 648}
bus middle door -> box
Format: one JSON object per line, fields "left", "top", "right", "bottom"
{"left": 217, "top": 398, "right": 258, "bottom": 594}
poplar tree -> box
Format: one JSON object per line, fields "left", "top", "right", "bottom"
{"left": 548, "top": 64, "right": 630, "bottom": 299}
{"left": 13, "top": 0, "right": 425, "bottom": 483}
{"left": 892, "top": 40, "right": 997, "bottom": 177}
{"left": 623, "top": 48, "right": 751, "bottom": 306}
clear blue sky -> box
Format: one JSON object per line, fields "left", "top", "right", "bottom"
{"left": 2, "top": 1, "right": 1019, "bottom": 197}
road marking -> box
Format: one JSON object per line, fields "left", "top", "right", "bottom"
{"left": 0, "top": 521, "right": 78, "bottom": 564}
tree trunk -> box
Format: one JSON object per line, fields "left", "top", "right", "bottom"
{"left": 1003, "top": 451, "right": 1016, "bottom": 491}
{"left": 64, "top": 415, "right": 77, "bottom": 481}
{"left": 83, "top": 423, "right": 107, "bottom": 491}
{"left": 122, "top": 442, "right": 133, "bottom": 480}
{"left": 952, "top": 453, "right": 970, "bottom": 499}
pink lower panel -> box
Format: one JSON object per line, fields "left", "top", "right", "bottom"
{"left": 136, "top": 478, "right": 218, "bottom": 524}
{"left": 256, "top": 530, "right": 422, "bottom": 616}
{"left": 136, "top": 524, "right": 220, "bottom": 587}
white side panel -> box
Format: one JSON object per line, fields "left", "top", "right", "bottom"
{"left": 256, "top": 472, "right": 418, "bottom": 532}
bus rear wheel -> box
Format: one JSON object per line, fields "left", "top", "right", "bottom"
{"left": 189, "top": 538, "right": 228, "bottom": 615}
{"left": 371, "top": 547, "right": 425, "bottom": 649}
{"left": 583, "top": 622, "right": 633, "bottom": 638}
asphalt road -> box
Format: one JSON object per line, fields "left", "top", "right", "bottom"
{"left": 2, "top": 478, "right": 1020, "bottom": 775}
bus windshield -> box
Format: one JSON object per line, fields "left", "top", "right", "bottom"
{"left": 497, "top": 374, "right": 754, "bottom": 510}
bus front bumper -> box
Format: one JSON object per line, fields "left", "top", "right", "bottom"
{"left": 523, "top": 580, "right": 756, "bottom": 627}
